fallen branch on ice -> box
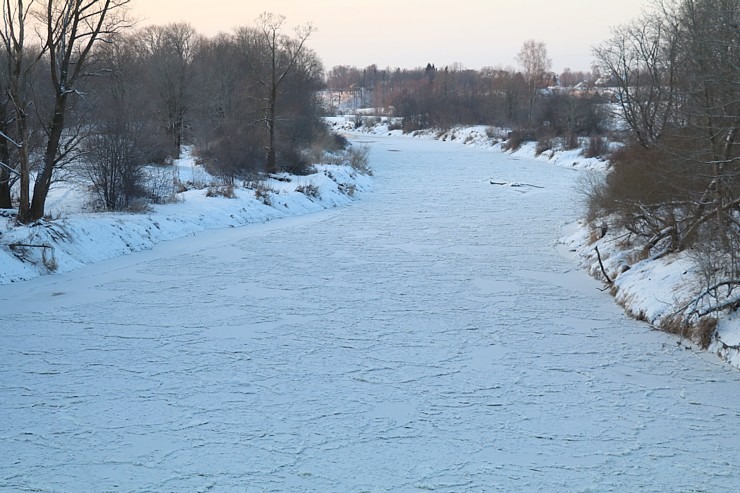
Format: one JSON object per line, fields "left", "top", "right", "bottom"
{"left": 490, "top": 180, "right": 544, "bottom": 189}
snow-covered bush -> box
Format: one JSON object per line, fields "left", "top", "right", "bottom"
{"left": 206, "top": 184, "right": 236, "bottom": 198}
{"left": 296, "top": 183, "right": 320, "bottom": 199}
{"left": 253, "top": 182, "right": 278, "bottom": 206}
{"left": 347, "top": 146, "right": 372, "bottom": 176}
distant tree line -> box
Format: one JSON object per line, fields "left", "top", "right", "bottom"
{"left": 0, "top": 3, "right": 327, "bottom": 222}
{"left": 588, "top": 0, "right": 738, "bottom": 337}
{"left": 325, "top": 42, "right": 608, "bottom": 144}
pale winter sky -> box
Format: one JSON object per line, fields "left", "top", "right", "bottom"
{"left": 130, "top": 0, "right": 651, "bottom": 73}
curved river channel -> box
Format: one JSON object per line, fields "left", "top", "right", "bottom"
{"left": 2, "top": 134, "right": 739, "bottom": 492}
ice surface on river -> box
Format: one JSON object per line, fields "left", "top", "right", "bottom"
{"left": 2, "top": 135, "right": 739, "bottom": 492}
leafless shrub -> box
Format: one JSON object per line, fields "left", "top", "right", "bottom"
{"left": 503, "top": 131, "right": 535, "bottom": 151}
{"left": 387, "top": 118, "right": 403, "bottom": 131}
{"left": 126, "top": 200, "right": 153, "bottom": 214}
{"left": 296, "top": 183, "right": 320, "bottom": 199}
{"left": 318, "top": 152, "right": 344, "bottom": 166}
{"left": 583, "top": 135, "right": 609, "bottom": 158}
{"left": 690, "top": 239, "right": 729, "bottom": 301}
{"left": 535, "top": 136, "right": 553, "bottom": 156}
{"left": 686, "top": 227, "right": 740, "bottom": 320}
{"left": 146, "top": 166, "right": 180, "bottom": 205}
{"left": 279, "top": 147, "right": 313, "bottom": 176}
{"left": 198, "top": 123, "right": 265, "bottom": 184}
{"left": 486, "top": 127, "right": 506, "bottom": 142}
{"left": 181, "top": 154, "right": 216, "bottom": 190}
{"left": 660, "top": 315, "right": 717, "bottom": 349}
{"left": 583, "top": 139, "right": 708, "bottom": 256}
{"left": 206, "top": 184, "right": 236, "bottom": 198}
{"left": 564, "top": 132, "right": 580, "bottom": 150}
{"left": 339, "top": 183, "right": 356, "bottom": 197}
{"left": 577, "top": 170, "right": 610, "bottom": 223}
{"left": 347, "top": 146, "right": 372, "bottom": 175}
{"left": 82, "top": 125, "right": 149, "bottom": 211}
{"left": 253, "top": 182, "right": 278, "bottom": 206}
{"left": 695, "top": 317, "right": 718, "bottom": 349}
{"left": 306, "top": 129, "right": 348, "bottom": 164}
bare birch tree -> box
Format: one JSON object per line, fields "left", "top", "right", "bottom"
{"left": 516, "top": 40, "right": 551, "bottom": 124}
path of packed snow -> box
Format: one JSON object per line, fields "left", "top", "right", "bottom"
{"left": 2, "top": 134, "right": 739, "bottom": 492}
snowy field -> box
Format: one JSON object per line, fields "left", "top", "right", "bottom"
{"left": 2, "top": 133, "right": 739, "bottom": 492}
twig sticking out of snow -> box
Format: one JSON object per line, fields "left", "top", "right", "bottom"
{"left": 595, "top": 246, "right": 613, "bottom": 285}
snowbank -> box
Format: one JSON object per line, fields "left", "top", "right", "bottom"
{"left": 326, "top": 116, "right": 609, "bottom": 171}
{"left": 0, "top": 151, "right": 371, "bottom": 285}
{"left": 562, "top": 221, "right": 740, "bottom": 369}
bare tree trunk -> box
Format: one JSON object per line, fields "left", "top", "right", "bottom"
{"left": 0, "top": 105, "right": 13, "bottom": 209}
{"left": 30, "top": 96, "right": 67, "bottom": 220}
{"left": 1, "top": 0, "right": 37, "bottom": 222}
{"left": 0, "top": 184, "right": 11, "bottom": 209}
{"left": 266, "top": 105, "right": 277, "bottom": 174}
{"left": 266, "top": 68, "right": 277, "bottom": 174}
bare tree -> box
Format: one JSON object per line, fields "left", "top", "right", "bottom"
{"left": 0, "top": 0, "right": 43, "bottom": 219}
{"left": 244, "top": 12, "right": 315, "bottom": 174}
{"left": 82, "top": 33, "right": 153, "bottom": 210}
{"left": 516, "top": 40, "right": 552, "bottom": 123}
{"left": 593, "top": 12, "right": 680, "bottom": 147}
{"left": 137, "top": 22, "right": 197, "bottom": 159}
{"left": 191, "top": 20, "right": 322, "bottom": 178}
{"left": 17, "top": 0, "right": 132, "bottom": 222}
{"left": 192, "top": 34, "right": 242, "bottom": 127}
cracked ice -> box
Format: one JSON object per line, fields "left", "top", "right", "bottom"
{"left": 1, "top": 134, "right": 739, "bottom": 492}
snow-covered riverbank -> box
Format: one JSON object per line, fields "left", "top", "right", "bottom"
{"left": 0, "top": 150, "right": 371, "bottom": 285}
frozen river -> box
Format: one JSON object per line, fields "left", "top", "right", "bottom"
{"left": 2, "top": 134, "right": 739, "bottom": 492}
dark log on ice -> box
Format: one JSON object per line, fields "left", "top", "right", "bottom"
{"left": 490, "top": 180, "right": 544, "bottom": 189}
